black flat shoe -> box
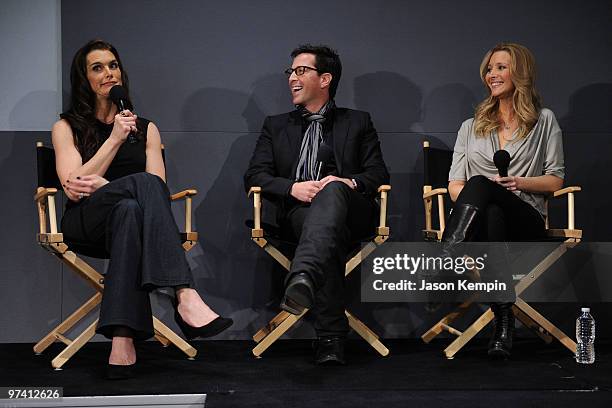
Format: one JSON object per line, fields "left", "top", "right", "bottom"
{"left": 106, "top": 363, "right": 136, "bottom": 380}
{"left": 313, "top": 336, "right": 346, "bottom": 366}
{"left": 173, "top": 300, "right": 233, "bottom": 340}
{"left": 280, "top": 272, "right": 314, "bottom": 315}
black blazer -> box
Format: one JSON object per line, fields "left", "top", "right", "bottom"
{"left": 244, "top": 107, "right": 389, "bottom": 212}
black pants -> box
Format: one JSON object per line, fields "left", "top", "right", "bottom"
{"left": 61, "top": 172, "right": 194, "bottom": 340}
{"left": 283, "top": 182, "right": 377, "bottom": 337}
{"left": 451, "top": 175, "right": 546, "bottom": 302}
{"left": 454, "top": 175, "right": 545, "bottom": 242}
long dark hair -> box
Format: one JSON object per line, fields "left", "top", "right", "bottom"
{"left": 60, "top": 39, "right": 133, "bottom": 162}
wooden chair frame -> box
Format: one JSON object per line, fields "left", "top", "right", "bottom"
{"left": 34, "top": 142, "right": 198, "bottom": 369}
{"left": 420, "top": 141, "right": 582, "bottom": 359}
{"left": 248, "top": 185, "right": 392, "bottom": 357}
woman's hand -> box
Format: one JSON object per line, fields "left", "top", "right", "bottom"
{"left": 492, "top": 175, "right": 522, "bottom": 191}
{"left": 64, "top": 174, "right": 109, "bottom": 201}
{"left": 110, "top": 110, "right": 138, "bottom": 143}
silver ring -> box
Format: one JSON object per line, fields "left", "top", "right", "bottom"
{"left": 79, "top": 193, "right": 84, "bottom": 199}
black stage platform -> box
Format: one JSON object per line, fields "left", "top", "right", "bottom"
{"left": 1, "top": 339, "right": 610, "bottom": 407}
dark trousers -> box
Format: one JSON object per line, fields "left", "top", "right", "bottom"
{"left": 454, "top": 175, "right": 546, "bottom": 242}
{"left": 283, "top": 182, "right": 377, "bottom": 337}
{"left": 61, "top": 172, "right": 193, "bottom": 340}
{"left": 452, "top": 175, "right": 546, "bottom": 303}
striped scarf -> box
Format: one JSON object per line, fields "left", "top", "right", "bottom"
{"left": 295, "top": 100, "right": 335, "bottom": 181}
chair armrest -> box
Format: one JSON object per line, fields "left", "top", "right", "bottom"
{"left": 248, "top": 186, "right": 262, "bottom": 197}
{"left": 549, "top": 186, "right": 581, "bottom": 231}
{"left": 422, "top": 187, "right": 448, "bottom": 235}
{"left": 376, "top": 185, "right": 391, "bottom": 236}
{"left": 34, "top": 187, "right": 58, "bottom": 202}
{"left": 170, "top": 189, "right": 197, "bottom": 233}
{"left": 170, "top": 189, "right": 197, "bottom": 201}
{"left": 422, "top": 188, "right": 448, "bottom": 199}
{"left": 552, "top": 186, "right": 581, "bottom": 197}
{"left": 248, "top": 187, "right": 264, "bottom": 237}
{"left": 34, "top": 187, "right": 60, "bottom": 235}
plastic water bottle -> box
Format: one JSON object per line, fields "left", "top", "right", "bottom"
{"left": 575, "top": 307, "right": 595, "bottom": 364}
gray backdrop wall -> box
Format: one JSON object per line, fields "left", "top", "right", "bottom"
{"left": 1, "top": 0, "right": 611, "bottom": 343}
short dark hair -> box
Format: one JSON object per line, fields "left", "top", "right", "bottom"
{"left": 291, "top": 44, "right": 342, "bottom": 98}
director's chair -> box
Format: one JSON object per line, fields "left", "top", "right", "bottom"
{"left": 419, "top": 140, "right": 582, "bottom": 359}
{"left": 34, "top": 142, "right": 198, "bottom": 369}
{"left": 248, "top": 185, "right": 391, "bottom": 357}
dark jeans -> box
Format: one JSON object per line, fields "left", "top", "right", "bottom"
{"left": 451, "top": 175, "right": 546, "bottom": 303}
{"left": 283, "top": 181, "right": 377, "bottom": 337}
{"left": 61, "top": 172, "right": 194, "bottom": 340}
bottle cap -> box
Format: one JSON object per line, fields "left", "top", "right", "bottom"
{"left": 581, "top": 307, "right": 590, "bottom": 312}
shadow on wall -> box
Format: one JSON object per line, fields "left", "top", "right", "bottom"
{"left": 9, "top": 90, "right": 59, "bottom": 130}
{"left": 188, "top": 74, "right": 312, "bottom": 338}
{"left": 349, "top": 72, "right": 425, "bottom": 338}
{"left": 354, "top": 71, "right": 423, "bottom": 243}
{"left": 421, "top": 83, "right": 478, "bottom": 134}
{"left": 557, "top": 83, "right": 612, "bottom": 241}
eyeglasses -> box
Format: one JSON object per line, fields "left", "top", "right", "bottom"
{"left": 284, "top": 66, "right": 321, "bottom": 77}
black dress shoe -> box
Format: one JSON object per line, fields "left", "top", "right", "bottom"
{"left": 280, "top": 272, "right": 314, "bottom": 315}
{"left": 173, "top": 300, "right": 233, "bottom": 340}
{"left": 314, "top": 336, "right": 346, "bottom": 365}
{"left": 106, "top": 363, "right": 136, "bottom": 380}
{"left": 488, "top": 302, "right": 514, "bottom": 359}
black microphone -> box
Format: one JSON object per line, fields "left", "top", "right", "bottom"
{"left": 109, "top": 85, "right": 137, "bottom": 144}
{"left": 493, "top": 150, "right": 511, "bottom": 177}
{"left": 315, "top": 143, "right": 334, "bottom": 181}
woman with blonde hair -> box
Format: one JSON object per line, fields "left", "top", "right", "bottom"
{"left": 444, "top": 43, "right": 564, "bottom": 358}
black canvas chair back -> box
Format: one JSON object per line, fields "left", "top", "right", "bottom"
{"left": 423, "top": 143, "right": 453, "bottom": 189}
{"left": 37, "top": 143, "right": 62, "bottom": 189}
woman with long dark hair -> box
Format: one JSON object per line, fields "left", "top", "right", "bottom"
{"left": 52, "top": 39, "right": 232, "bottom": 379}
{"left": 445, "top": 43, "right": 564, "bottom": 358}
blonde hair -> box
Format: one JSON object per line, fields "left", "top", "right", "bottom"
{"left": 474, "top": 43, "right": 542, "bottom": 139}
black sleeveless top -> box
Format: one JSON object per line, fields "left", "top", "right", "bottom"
{"left": 66, "top": 117, "right": 150, "bottom": 209}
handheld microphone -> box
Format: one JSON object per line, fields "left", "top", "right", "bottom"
{"left": 493, "top": 150, "right": 511, "bottom": 177}
{"left": 315, "top": 143, "right": 334, "bottom": 181}
{"left": 109, "top": 85, "right": 137, "bottom": 144}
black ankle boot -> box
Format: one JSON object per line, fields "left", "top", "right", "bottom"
{"left": 488, "top": 302, "right": 514, "bottom": 358}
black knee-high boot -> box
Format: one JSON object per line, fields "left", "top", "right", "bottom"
{"left": 441, "top": 203, "right": 480, "bottom": 245}
{"left": 488, "top": 302, "right": 514, "bottom": 358}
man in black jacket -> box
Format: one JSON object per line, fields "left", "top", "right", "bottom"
{"left": 244, "top": 44, "right": 389, "bottom": 365}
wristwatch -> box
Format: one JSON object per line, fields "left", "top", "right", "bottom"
{"left": 351, "top": 178, "right": 358, "bottom": 190}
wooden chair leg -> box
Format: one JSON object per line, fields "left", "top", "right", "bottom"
{"left": 514, "top": 298, "right": 576, "bottom": 353}
{"left": 512, "top": 304, "right": 553, "bottom": 344}
{"left": 421, "top": 296, "right": 477, "bottom": 343}
{"left": 51, "top": 319, "right": 98, "bottom": 369}
{"left": 252, "top": 309, "right": 308, "bottom": 357}
{"left": 443, "top": 308, "right": 494, "bottom": 359}
{"left": 152, "top": 317, "right": 197, "bottom": 358}
{"left": 346, "top": 310, "right": 389, "bottom": 357}
{"left": 34, "top": 292, "right": 102, "bottom": 354}
{"left": 253, "top": 310, "right": 293, "bottom": 343}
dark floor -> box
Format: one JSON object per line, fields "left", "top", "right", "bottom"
{"left": 1, "top": 338, "right": 610, "bottom": 407}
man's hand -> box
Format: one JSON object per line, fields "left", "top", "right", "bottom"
{"left": 290, "top": 181, "right": 322, "bottom": 203}
{"left": 319, "top": 175, "right": 354, "bottom": 190}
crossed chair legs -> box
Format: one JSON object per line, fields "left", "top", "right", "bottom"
{"left": 33, "top": 244, "right": 197, "bottom": 369}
